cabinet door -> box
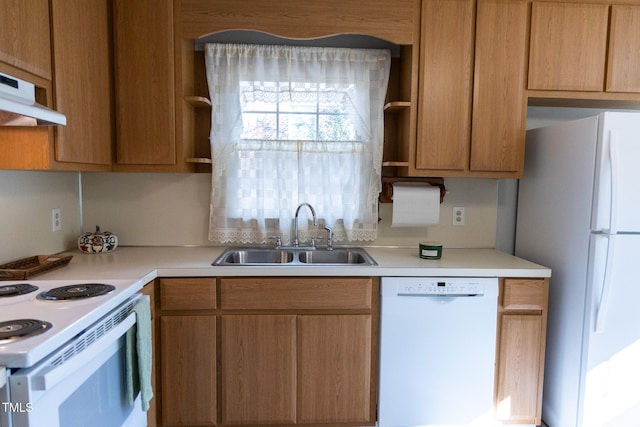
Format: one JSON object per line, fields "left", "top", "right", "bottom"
{"left": 0, "top": 0, "right": 51, "bottom": 79}
{"left": 160, "top": 315, "right": 217, "bottom": 426}
{"left": 221, "top": 315, "right": 297, "bottom": 424}
{"left": 470, "top": 0, "right": 527, "bottom": 174}
{"left": 298, "top": 315, "right": 373, "bottom": 424}
{"left": 50, "top": 0, "right": 112, "bottom": 165}
{"left": 495, "top": 278, "right": 548, "bottom": 425}
{"left": 528, "top": 2, "right": 609, "bottom": 91}
{"left": 606, "top": 5, "right": 640, "bottom": 93}
{"left": 113, "top": 0, "right": 176, "bottom": 165}
{"left": 415, "top": 0, "right": 474, "bottom": 171}
{"left": 495, "top": 314, "right": 544, "bottom": 424}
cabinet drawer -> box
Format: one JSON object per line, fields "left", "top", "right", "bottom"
{"left": 502, "top": 278, "right": 548, "bottom": 311}
{"left": 160, "top": 278, "right": 216, "bottom": 310}
{"left": 221, "top": 277, "right": 373, "bottom": 310}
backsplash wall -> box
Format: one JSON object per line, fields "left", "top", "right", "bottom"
{"left": 0, "top": 171, "right": 81, "bottom": 262}
{"left": 81, "top": 173, "right": 499, "bottom": 248}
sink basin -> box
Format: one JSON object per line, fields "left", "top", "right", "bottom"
{"left": 214, "top": 248, "right": 294, "bottom": 265}
{"left": 298, "top": 249, "right": 374, "bottom": 265}
{"left": 212, "top": 247, "right": 376, "bottom": 266}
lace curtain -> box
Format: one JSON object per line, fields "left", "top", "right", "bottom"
{"left": 205, "top": 43, "right": 390, "bottom": 244}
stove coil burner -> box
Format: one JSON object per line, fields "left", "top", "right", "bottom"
{"left": 0, "top": 283, "right": 39, "bottom": 298}
{"left": 38, "top": 283, "right": 116, "bottom": 300}
{"left": 0, "top": 319, "right": 52, "bottom": 343}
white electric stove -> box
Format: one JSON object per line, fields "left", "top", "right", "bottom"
{"left": 0, "top": 279, "right": 144, "bottom": 368}
{"left": 0, "top": 278, "right": 148, "bottom": 427}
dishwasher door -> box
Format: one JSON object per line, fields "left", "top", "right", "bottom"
{"left": 378, "top": 277, "right": 499, "bottom": 427}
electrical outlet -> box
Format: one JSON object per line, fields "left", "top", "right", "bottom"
{"left": 452, "top": 206, "right": 465, "bottom": 226}
{"left": 52, "top": 208, "right": 62, "bottom": 232}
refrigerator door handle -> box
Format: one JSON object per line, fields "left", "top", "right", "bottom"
{"left": 595, "top": 235, "right": 615, "bottom": 333}
{"left": 608, "top": 130, "right": 619, "bottom": 234}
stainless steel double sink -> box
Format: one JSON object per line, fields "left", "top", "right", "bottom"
{"left": 213, "top": 247, "right": 377, "bottom": 266}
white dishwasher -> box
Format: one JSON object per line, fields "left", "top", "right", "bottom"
{"left": 378, "top": 277, "right": 499, "bottom": 427}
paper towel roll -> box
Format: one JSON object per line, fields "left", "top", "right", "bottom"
{"left": 391, "top": 183, "right": 441, "bottom": 227}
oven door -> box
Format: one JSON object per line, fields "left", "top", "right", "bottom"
{"left": 7, "top": 304, "right": 146, "bottom": 427}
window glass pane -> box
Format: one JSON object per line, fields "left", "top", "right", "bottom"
{"left": 319, "top": 114, "right": 356, "bottom": 141}
{"left": 242, "top": 113, "right": 277, "bottom": 139}
{"left": 279, "top": 113, "right": 316, "bottom": 140}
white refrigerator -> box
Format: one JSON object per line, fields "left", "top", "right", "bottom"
{"left": 515, "top": 112, "right": 640, "bottom": 427}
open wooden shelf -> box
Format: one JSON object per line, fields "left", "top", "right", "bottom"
{"left": 382, "top": 161, "right": 409, "bottom": 167}
{"left": 383, "top": 101, "right": 411, "bottom": 111}
{"left": 184, "top": 96, "right": 212, "bottom": 108}
{"left": 185, "top": 157, "right": 212, "bottom": 164}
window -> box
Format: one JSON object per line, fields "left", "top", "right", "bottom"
{"left": 240, "top": 81, "right": 358, "bottom": 141}
{"left": 205, "top": 43, "right": 390, "bottom": 244}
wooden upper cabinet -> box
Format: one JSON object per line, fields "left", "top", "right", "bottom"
{"left": 415, "top": 0, "right": 527, "bottom": 177}
{"left": 528, "top": 2, "right": 609, "bottom": 91}
{"left": 415, "top": 0, "right": 474, "bottom": 172}
{"left": 0, "top": 0, "right": 51, "bottom": 80}
{"left": 113, "top": 0, "right": 176, "bottom": 166}
{"left": 606, "top": 5, "right": 640, "bottom": 93}
{"left": 51, "top": 0, "right": 113, "bottom": 166}
{"left": 470, "top": 0, "right": 528, "bottom": 174}
{"left": 180, "top": 0, "right": 420, "bottom": 44}
{"left": 0, "top": 0, "right": 113, "bottom": 171}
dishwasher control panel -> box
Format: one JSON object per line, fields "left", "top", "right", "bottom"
{"left": 383, "top": 277, "right": 499, "bottom": 297}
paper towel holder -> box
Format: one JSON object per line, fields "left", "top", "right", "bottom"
{"left": 379, "top": 177, "right": 446, "bottom": 203}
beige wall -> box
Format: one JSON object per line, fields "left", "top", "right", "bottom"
{"left": 2, "top": 106, "right": 611, "bottom": 264}
{"left": 0, "top": 170, "right": 81, "bottom": 262}
{"left": 81, "top": 173, "right": 499, "bottom": 249}
{"left": 0, "top": 171, "right": 502, "bottom": 265}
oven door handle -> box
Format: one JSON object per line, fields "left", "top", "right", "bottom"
{"left": 32, "top": 312, "right": 136, "bottom": 391}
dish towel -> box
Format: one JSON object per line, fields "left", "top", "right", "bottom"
{"left": 125, "top": 294, "right": 154, "bottom": 411}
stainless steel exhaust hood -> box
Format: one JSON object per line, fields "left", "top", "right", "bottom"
{"left": 0, "top": 72, "right": 66, "bottom": 126}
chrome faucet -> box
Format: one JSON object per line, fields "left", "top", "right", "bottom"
{"left": 293, "top": 203, "right": 318, "bottom": 247}
{"left": 323, "top": 225, "right": 333, "bottom": 250}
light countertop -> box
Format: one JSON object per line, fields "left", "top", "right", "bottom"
{"left": 33, "top": 246, "right": 551, "bottom": 283}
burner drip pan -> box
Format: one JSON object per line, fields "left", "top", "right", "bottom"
{"left": 38, "top": 283, "right": 116, "bottom": 300}
{"left": 0, "top": 283, "right": 38, "bottom": 297}
{"left": 0, "top": 319, "right": 52, "bottom": 343}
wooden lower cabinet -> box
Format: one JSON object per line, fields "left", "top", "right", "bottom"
{"left": 157, "top": 276, "right": 377, "bottom": 427}
{"left": 221, "top": 314, "right": 297, "bottom": 424}
{"left": 297, "top": 314, "right": 373, "bottom": 423}
{"left": 160, "top": 315, "right": 217, "bottom": 426}
{"left": 494, "top": 278, "right": 549, "bottom": 425}
{"left": 156, "top": 276, "right": 547, "bottom": 426}
{"left": 221, "top": 313, "right": 374, "bottom": 425}
{"left": 158, "top": 278, "right": 217, "bottom": 426}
